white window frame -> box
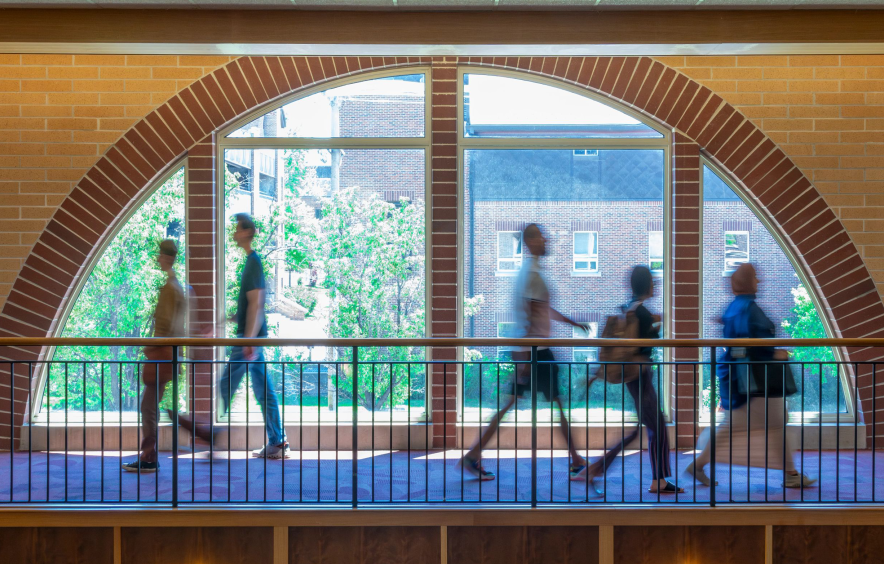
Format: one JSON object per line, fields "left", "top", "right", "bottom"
{"left": 572, "top": 322, "right": 598, "bottom": 363}
{"left": 572, "top": 231, "right": 599, "bottom": 273}
{"left": 497, "top": 230, "right": 523, "bottom": 273}
{"left": 573, "top": 149, "right": 599, "bottom": 157}
{"left": 649, "top": 230, "right": 664, "bottom": 275}
{"left": 724, "top": 230, "right": 750, "bottom": 274}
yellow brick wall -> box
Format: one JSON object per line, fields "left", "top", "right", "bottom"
{"left": 0, "top": 54, "right": 883, "bottom": 312}
{"left": 661, "top": 55, "right": 884, "bottom": 298}
{"left": 0, "top": 54, "right": 234, "bottom": 311}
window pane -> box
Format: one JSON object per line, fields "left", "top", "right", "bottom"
{"left": 463, "top": 74, "right": 662, "bottom": 139}
{"left": 224, "top": 148, "right": 426, "bottom": 420}
{"left": 227, "top": 74, "right": 425, "bottom": 138}
{"left": 649, "top": 231, "right": 664, "bottom": 272}
{"left": 45, "top": 168, "right": 186, "bottom": 419}
{"left": 701, "top": 164, "right": 845, "bottom": 416}
{"left": 463, "top": 149, "right": 665, "bottom": 422}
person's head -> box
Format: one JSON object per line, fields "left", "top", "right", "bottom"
{"left": 630, "top": 265, "right": 654, "bottom": 300}
{"left": 730, "top": 262, "right": 759, "bottom": 295}
{"left": 157, "top": 239, "right": 177, "bottom": 272}
{"left": 522, "top": 223, "right": 546, "bottom": 257}
{"left": 233, "top": 213, "right": 256, "bottom": 250}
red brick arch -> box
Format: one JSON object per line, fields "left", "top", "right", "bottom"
{"left": 2, "top": 55, "right": 882, "bottom": 448}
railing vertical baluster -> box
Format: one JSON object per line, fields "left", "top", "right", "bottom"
{"left": 710, "top": 346, "right": 717, "bottom": 508}
{"left": 351, "top": 346, "right": 358, "bottom": 508}
{"left": 530, "top": 345, "right": 538, "bottom": 508}
{"left": 29, "top": 362, "right": 33, "bottom": 503}
{"left": 99, "top": 363, "right": 103, "bottom": 503}
{"left": 801, "top": 362, "right": 805, "bottom": 503}
{"left": 874, "top": 363, "right": 877, "bottom": 504}
{"left": 9, "top": 361, "right": 13, "bottom": 503}
{"left": 171, "top": 345, "right": 179, "bottom": 508}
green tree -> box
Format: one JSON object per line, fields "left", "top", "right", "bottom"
{"left": 48, "top": 169, "right": 186, "bottom": 414}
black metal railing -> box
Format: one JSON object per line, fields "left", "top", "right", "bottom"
{"left": 0, "top": 337, "right": 879, "bottom": 506}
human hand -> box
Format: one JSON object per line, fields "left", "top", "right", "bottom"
{"left": 773, "top": 349, "right": 789, "bottom": 361}
{"left": 243, "top": 346, "right": 257, "bottom": 361}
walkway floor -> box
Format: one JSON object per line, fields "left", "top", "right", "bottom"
{"left": 1, "top": 450, "right": 880, "bottom": 504}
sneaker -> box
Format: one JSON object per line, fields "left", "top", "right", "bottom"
{"left": 252, "top": 442, "right": 290, "bottom": 459}
{"left": 783, "top": 472, "right": 817, "bottom": 489}
{"left": 569, "top": 463, "right": 588, "bottom": 481}
{"left": 122, "top": 460, "right": 159, "bottom": 473}
{"left": 460, "top": 456, "right": 495, "bottom": 481}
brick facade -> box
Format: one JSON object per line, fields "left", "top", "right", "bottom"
{"left": 0, "top": 55, "right": 883, "bottom": 450}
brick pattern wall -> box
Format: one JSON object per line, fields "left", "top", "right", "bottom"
{"left": 660, "top": 55, "right": 884, "bottom": 301}
{"left": 0, "top": 54, "right": 234, "bottom": 313}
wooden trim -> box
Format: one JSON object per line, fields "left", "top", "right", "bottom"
{"left": 3, "top": 507, "right": 884, "bottom": 528}
{"left": 113, "top": 526, "right": 121, "bottom": 564}
{"left": 440, "top": 525, "right": 448, "bottom": 564}
{"left": 599, "top": 525, "right": 614, "bottom": 564}
{"left": 765, "top": 524, "right": 773, "bottom": 564}
{"left": 273, "top": 526, "right": 287, "bottom": 564}
{"left": 1, "top": 9, "right": 884, "bottom": 45}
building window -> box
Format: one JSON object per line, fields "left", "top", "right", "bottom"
{"left": 573, "top": 149, "right": 599, "bottom": 157}
{"left": 573, "top": 231, "right": 599, "bottom": 273}
{"left": 497, "top": 231, "right": 523, "bottom": 272}
{"left": 649, "top": 231, "right": 664, "bottom": 274}
{"left": 724, "top": 231, "right": 749, "bottom": 272}
{"left": 497, "top": 322, "right": 516, "bottom": 359}
{"left": 573, "top": 322, "right": 598, "bottom": 363}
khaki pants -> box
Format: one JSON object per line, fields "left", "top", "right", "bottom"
{"left": 701, "top": 396, "right": 797, "bottom": 472}
{"left": 140, "top": 346, "right": 176, "bottom": 463}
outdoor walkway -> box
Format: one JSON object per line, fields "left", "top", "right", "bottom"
{"left": 1, "top": 450, "right": 880, "bottom": 504}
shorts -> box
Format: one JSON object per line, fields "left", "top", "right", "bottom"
{"left": 512, "top": 348, "right": 560, "bottom": 401}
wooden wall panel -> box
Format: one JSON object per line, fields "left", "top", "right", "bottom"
{"left": 0, "top": 527, "right": 113, "bottom": 564}
{"left": 121, "top": 527, "right": 273, "bottom": 564}
{"left": 447, "top": 526, "right": 599, "bottom": 564}
{"left": 615, "top": 526, "right": 763, "bottom": 564}
{"left": 289, "top": 526, "right": 441, "bottom": 564}
{"left": 773, "top": 526, "right": 884, "bottom": 564}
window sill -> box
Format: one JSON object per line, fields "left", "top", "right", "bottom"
{"left": 571, "top": 271, "right": 601, "bottom": 277}
{"left": 495, "top": 270, "right": 519, "bottom": 277}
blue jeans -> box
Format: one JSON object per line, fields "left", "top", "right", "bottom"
{"left": 219, "top": 346, "right": 286, "bottom": 446}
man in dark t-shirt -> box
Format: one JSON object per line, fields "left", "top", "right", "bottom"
{"left": 216, "top": 213, "right": 287, "bottom": 458}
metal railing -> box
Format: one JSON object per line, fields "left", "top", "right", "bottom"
{"left": 0, "top": 337, "right": 880, "bottom": 506}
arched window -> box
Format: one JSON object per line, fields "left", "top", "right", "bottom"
{"left": 37, "top": 167, "right": 187, "bottom": 420}
{"left": 701, "top": 162, "right": 849, "bottom": 420}
{"left": 219, "top": 71, "right": 429, "bottom": 422}
{"left": 459, "top": 71, "right": 669, "bottom": 424}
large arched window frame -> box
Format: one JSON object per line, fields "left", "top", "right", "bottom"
{"left": 32, "top": 162, "right": 189, "bottom": 420}
{"left": 700, "top": 157, "right": 855, "bottom": 423}
{"left": 215, "top": 67, "right": 432, "bottom": 423}
{"left": 456, "top": 67, "right": 672, "bottom": 423}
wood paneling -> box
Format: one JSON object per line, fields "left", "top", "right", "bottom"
{"left": 121, "top": 527, "right": 273, "bottom": 564}
{"left": 289, "top": 526, "right": 441, "bottom": 564}
{"left": 773, "top": 526, "right": 884, "bottom": 564}
{"left": 0, "top": 527, "right": 113, "bottom": 564}
{"left": 1, "top": 9, "right": 884, "bottom": 45}
{"left": 615, "top": 526, "right": 764, "bottom": 564}
{"left": 447, "top": 526, "right": 599, "bottom": 564}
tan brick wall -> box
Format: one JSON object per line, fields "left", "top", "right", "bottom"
{"left": 659, "top": 55, "right": 884, "bottom": 298}
{"left": 0, "top": 54, "right": 235, "bottom": 311}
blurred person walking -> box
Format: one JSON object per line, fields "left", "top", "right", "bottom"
{"left": 123, "top": 239, "right": 186, "bottom": 473}
{"left": 460, "top": 223, "right": 588, "bottom": 481}
{"left": 685, "top": 262, "right": 815, "bottom": 489}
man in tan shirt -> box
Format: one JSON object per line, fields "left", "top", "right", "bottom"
{"left": 123, "top": 239, "right": 186, "bottom": 473}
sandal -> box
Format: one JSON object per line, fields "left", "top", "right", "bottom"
{"left": 648, "top": 480, "right": 684, "bottom": 494}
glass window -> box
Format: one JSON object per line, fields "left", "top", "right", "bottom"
{"left": 497, "top": 231, "right": 522, "bottom": 272}
{"left": 227, "top": 74, "right": 425, "bottom": 139}
{"left": 573, "top": 231, "right": 599, "bottom": 272}
{"left": 724, "top": 231, "right": 750, "bottom": 273}
{"left": 223, "top": 148, "right": 426, "bottom": 421}
{"left": 463, "top": 74, "right": 663, "bottom": 139}
{"left": 649, "top": 231, "right": 664, "bottom": 273}
{"left": 42, "top": 168, "right": 186, "bottom": 419}
{"left": 573, "top": 323, "right": 598, "bottom": 363}
{"left": 497, "top": 322, "right": 516, "bottom": 359}
{"left": 702, "top": 164, "right": 846, "bottom": 418}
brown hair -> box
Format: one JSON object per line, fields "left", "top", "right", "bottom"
{"left": 159, "top": 238, "right": 178, "bottom": 258}
{"left": 234, "top": 212, "right": 256, "bottom": 239}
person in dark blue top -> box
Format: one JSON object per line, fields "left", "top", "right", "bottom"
{"left": 178, "top": 213, "right": 288, "bottom": 459}
{"left": 686, "top": 263, "right": 814, "bottom": 489}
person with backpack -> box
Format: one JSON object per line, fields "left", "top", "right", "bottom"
{"left": 584, "top": 265, "right": 681, "bottom": 494}
{"left": 459, "top": 223, "right": 588, "bottom": 481}
{"left": 685, "top": 262, "right": 815, "bottom": 489}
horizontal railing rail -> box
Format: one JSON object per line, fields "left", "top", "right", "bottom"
{"left": 0, "top": 339, "right": 879, "bottom": 508}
